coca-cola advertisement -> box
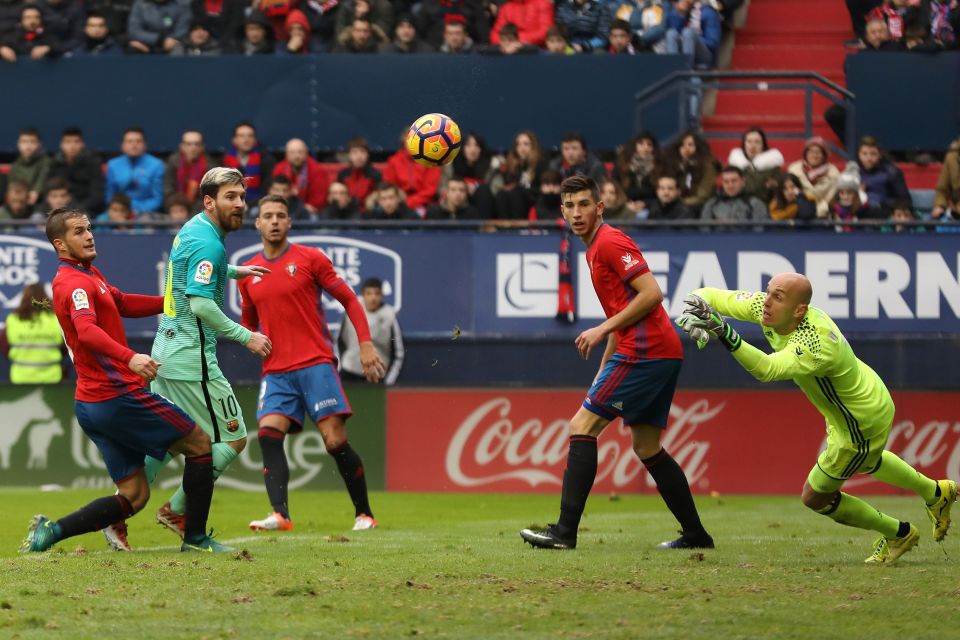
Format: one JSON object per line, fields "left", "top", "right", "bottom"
{"left": 385, "top": 390, "right": 960, "bottom": 495}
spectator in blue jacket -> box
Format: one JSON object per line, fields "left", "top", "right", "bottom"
{"left": 105, "top": 127, "right": 165, "bottom": 215}
{"left": 665, "top": 0, "right": 720, "bottom": 67}
{"left": 627, "top": 0, "right": 667, "bottom": 52}
{"left": 856, "top": 135, "right": 911, "bottom": 219}
{"left": 127, "top": 0, "right": 191, "bottom": 53}
{"left": 556, "top": 0, "right": 612, "bottom": 53}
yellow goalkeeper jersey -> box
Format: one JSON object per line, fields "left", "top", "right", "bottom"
{"left": 694, "top": 287, "right": 895, "bottom": 438}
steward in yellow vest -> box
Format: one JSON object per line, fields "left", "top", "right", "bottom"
{"left": 4, "top": 283, "right": 63, "bottom": 384}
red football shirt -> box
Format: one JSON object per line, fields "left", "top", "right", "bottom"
{"left": 585, "top": 224, "right": 683, "bottom": 361}
{"left": 53, "top": 259, "right": 163, "bottom": 402}
{"left": 239, "top": 243, "right": 371, "bottom": 376}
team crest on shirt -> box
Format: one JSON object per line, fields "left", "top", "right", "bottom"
{"left": 71, "top": 288, "right": 89, "bottom": 310}
{"left": 96, "top": 279, "right": 107, "bottom": 294}
{"left": 226, "top": 419, "right": 240, "bottom": 432}
{"left": 736, "top": 291, "right": 754, "bottom": 301}
{"left": 620, "top": 253, "right": 640, "bottom": 271}
{"left": 286, "top": 263, "right": 297, "bottom": 277}
{"left": 194, "top": 260, "right": 213, "bottom": 285}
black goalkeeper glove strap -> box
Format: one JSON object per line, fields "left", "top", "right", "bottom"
{"left": 718, "top": 322, "right": 742, "bottom": 352}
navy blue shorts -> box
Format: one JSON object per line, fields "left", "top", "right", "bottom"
{"left": 257, "top": 363, "right": 352, "bottom": 432}
{"left": 75, "top": 387, "right": 197, "bottom": 482}
{"left": 582, "top": 355, "right": 682, "bottom": 428}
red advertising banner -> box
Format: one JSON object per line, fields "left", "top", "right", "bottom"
{"left": 386, "top": 389, "right": 960, "bottom": 495}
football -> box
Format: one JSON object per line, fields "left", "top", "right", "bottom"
{"left": 406, "top": 113, "right": 462, "bottom": 167}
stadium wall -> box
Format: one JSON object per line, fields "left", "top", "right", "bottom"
{"left": 0, "top": 55, "right": 686, "bottom": 153}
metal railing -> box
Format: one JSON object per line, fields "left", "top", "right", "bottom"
{"left": 634, "top": 70, "right": 856, "bottom": 158}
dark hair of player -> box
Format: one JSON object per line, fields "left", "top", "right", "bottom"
{"left": 362, "top": 277, "right": 383, "bottom": 291}
{"left": 258, "top": 194, "right": 289, "bottom": 213}
{"left": 46, "top": 207, "right": 88, "bottom": 245}
{"left": 560, "top": 175, "right": 600, "bottom": 203}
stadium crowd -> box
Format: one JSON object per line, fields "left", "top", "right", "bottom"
{"left": 846, "top": 0, "right": 958, "bottom": 51}
{"left": 1, "top": 122, "right": 956, "bottom": 231}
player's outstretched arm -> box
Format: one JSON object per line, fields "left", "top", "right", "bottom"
{"left": 228, "top": 264, "right": 271, "bottom": 280}
{"left": 109, "top": 286, "right": 164, "bottom": 318}
{"left": 187, "top": 295, "right": 272, "bottom": 357}
{"left": 692, "top": 287, "right": 765, "bottom": 324}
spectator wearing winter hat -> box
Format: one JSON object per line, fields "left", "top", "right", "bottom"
{"left": 787, "top": 136, "right": 840, "bottom": 218}
{"left": 170, "top": 16, "right": 222, "bottom": 54}
{"left": 190, "top": 0, "right": 246, "bottom": 48}
{"left": 829, "top": 165, "right": 863, "bottom": 232}
{"left": 380, "top": 14, "right": 434, "bottom": 52}
{"left": 0, "top": 6, "right": 57, "bottom": 62}
{"left": 279, "top": 8, "right": 317, "bottom": 53}
{"left": 418, "top": 0, "right": 489, "bottom": 47}
{"left": 127, "top": 0, "right": 192, "bottom": 54}
{"left": 235, "top": 10, "right": 275, "bottom": 54}
{"left": 727, "top": 127, "right": 785, "bottom": 203}
{"left": 333, "top": 16, "right": 384, "bottom": 52}
{"left": 856, "top": 135, "right": 910, "bottom": 219}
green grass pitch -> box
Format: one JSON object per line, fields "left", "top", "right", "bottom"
{"left": 1, "top": 489, "right": 957, "bottom": 639}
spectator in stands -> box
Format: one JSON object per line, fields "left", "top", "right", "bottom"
{"left": 295, "top": 0, "right": 339, "bottom": 50}
{"left": 933, "top": 137, "right": 959, "bottom": 220}
{"left": 383, "top": 135, "right": 441, "bottom": 212}
{"left": 426, "top": 177, "right": 482, "bottom": 219}
{"left": 530, "top": 169, "right": 562, "bottom": 220}
{"left": 543, "top": 24, "right": 575, "bottom": 53}
{"left": 273, "top": 138, "right": 329, "bottom": 216}
{"left": 556, "top": 0, "right": 611, "bottom": 52}
{"left": 224, "top": 121, "right": 274, "bottom": 203}
{"left": 255, "top": 0, "right": 294, "bottom": 41}
{"left": 0, "top": 0, "right": 25, "bottom": 44}
{"left": 264, "top": 174, "right": 308, "bottom": 219}
{"left": 9, "top": 128, "right": 50, "bottom": 206}
{"left": 337, "top": 137, "right": 382, "bottom": 209}
{"left": 334, "top": 0, "right": 393, "bottom": 43}
{"left": 164, "top": 129, "right": 215, "bottom": 209}
{"left": 191, "top": 0, "right": 245, "bottom": 49}
{"left": 861, "top": 15, "right": 902, "bottom": 50}
{"left": 491, "top": 0, "right": 554, "bottom": 47}
{"left": 493, "top": 129, "right": 547, "bottom": 209}
{"left": 700, "top": 166, "right": 769, "bottom": 223}
{"left": 43, "top": 177, "right": 72, "bottom": 214}
{"left": 443, "top": 132, "right": 498, "bottom": 218}
{"left": 856, "top": 135, "right": 910, "bottom": 218}
{"left": 127, "top": 0, "right": 192, "bottom": 53}
{"left": 647, "top": 173, "right": 695, "bottom": 222}
{"left": 98, "top": 192, "right": 136, "bottom": 229}
{"left": 333, "top": 16, "right": 383, "bottom": 52}
{"left": 613, "top": 130, "right": 659, "bottom": 207}
{"left": 768, "top": 173, "right": 817, "bottom": 222}
{"left": 664, "top": 130, "right": 717, "bottom": 211}
{"left": 846, "top": 0, "right": 884, "bottom": 44}
{"left": 0, "top": 181, "right": 36, "bottom": 220}
{"left": 606, "top": 19, "right": 636, "bottom": 53}
{"left": 928, "top": 0, "right": 957, "bottom": 47}
{"left": 336, "top": 276, "right": 404, "bottom": 385}
{"left": 1, "top": 6, "right": 56, "bottom": 61}
{"left": 164, "top": 193, "right": 193, "bottom": 224}
{"left": 370, "top": 182, "right": 419, "bottom": 220}
{"left": 600, "top": 178, "right": 633, "bottom": 219}
{"left": 727, "top": 127, "right": 784, "bottom": 203}
{"left": 550, "top": 131, "right": 608, "bottom": 184}
{"left": 380, "top": 14, "right": 434, "bottom": 52}
{"left": 488, "top": 22, "right": 540, "bottom": 53}
{"left": 68, "top": 13, "right": 124, "bottom": 55}
{"left": 627, "top": 0, "right": 668, "bottom": 52}
{"left": 87, "top": 0, "right": 134, "bottom": 43}
{"left": 827, "top": 163, "right": 862, "bottom": 231}
{"left": 171, "top": 16, "right": 222, "bottom": 54}
{"left": 49, "top": 127, "right": 104, "bottom": 214}
{"left": 665, "top": 0, "right": 720, "bottom": 67}
{"left": 787, "top": 136, "right": 839, "bottom": 218}
{"left": 867, "top": 0, "right": 918, "bottom": 43}
{"left": 39, "top": 0, "right": 85, "bottom": 55}
{"left": 321, "top": 181, "right": 361, "bottom": 219}
{"left": 887, "top": 200, "right": 921, "bottom": 233}
{"left": 105, "top": 127, "right": 165, "bottom": 215}
{"left": 439, "top": 16, "right": 475, "bottom": 53}
{"left": 236, "top": 11, "right": 275, "bottom": 54}
{"left": 418, "top": 0, "right": 489, "bottom": 48}
{"left": 903, "top": 21, "right": 943, "bottom": 50}
{"left": 281, "top": 9, "right": 318, "bottom": 53}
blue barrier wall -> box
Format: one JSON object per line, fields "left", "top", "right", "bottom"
{"left": 0, "top": 55, "right": 686, "bottom": 153}
{"left": 846, "top": 52, "right": 960, "bottom": 153}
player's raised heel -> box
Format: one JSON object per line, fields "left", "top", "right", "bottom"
{"left": 520, "top": 525, "right": 577, "bottom": 550}
{"left": 156, "top": 502, "right": 186, "bottom": 539}
{"left": 102, "top": 521, "right": 132, "bottom": 551}
{"left": 249, "top": 512, "right": 293, "bottom": 532}
{"left": 865, "top": 523, "right": 919, "bottom": 564}
{"left": 352, "top": 514, "right": 377, "bottom": 531}
{"left": 19, "top": 515, "right": 59, "bottom": 553}
{"left": 925, "top": 479, "right": 958, "bottom": 542}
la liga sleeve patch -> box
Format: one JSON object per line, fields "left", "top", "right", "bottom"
{"left": 72, "top": 288, "right": 89, "bottom": 311}
{"left": 194, "top": 260, "right": 214, "bottom": 285}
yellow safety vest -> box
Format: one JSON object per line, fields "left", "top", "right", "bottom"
{"left": 6, "top": 311, "right": 63, "bottom": 384}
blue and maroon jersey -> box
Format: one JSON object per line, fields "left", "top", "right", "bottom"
{"left": 585, "top": 224, "right": 682, "bottom": 361}
{"left": 53, "top": 259, "right": 162, "bottom": 402}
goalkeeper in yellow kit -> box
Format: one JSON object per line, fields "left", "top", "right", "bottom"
{"left": 677, "top": 272, "right": 957, "bottom": 564}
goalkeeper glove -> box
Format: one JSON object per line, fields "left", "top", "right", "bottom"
{"left": 682, "top": 294, "right": 742, "bottom": 352}
{"left": 675, "top": 312, "right": 711, "bottom": 350}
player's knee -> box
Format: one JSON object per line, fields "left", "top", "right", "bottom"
{"left": 633, "top": 442, "right": 661, "bottom": 460}
{"left": 801, "top": 487, "right": 835, "bottom": 512}
{"left": 321, "top": 428, "right": 347, "bottom": 451}
{"left": 124, "top": 487, "right": 150, "bottom": 513}
{"left": 180, "top": 428, "right": 211, "bottom": 457}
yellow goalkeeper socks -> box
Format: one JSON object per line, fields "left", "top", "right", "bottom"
{"left": 821, "top": 492, "right": 899, "bottom": 538}
{"left": 870, "top": 450, "right": 938, "bottom": 504}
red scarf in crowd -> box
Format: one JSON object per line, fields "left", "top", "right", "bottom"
{"left": 177, "top": 154, "right": 208, "bottom": 202}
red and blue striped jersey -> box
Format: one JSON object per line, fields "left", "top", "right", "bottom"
{"left": 585, "top": 224, "right": 682, "bottom": 361}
